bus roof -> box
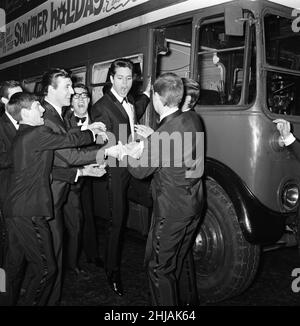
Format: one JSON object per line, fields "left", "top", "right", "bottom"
{"left": 0, "top": 0, "right": 298, "bottom": 71}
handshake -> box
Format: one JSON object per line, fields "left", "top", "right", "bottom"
{"left": 105, "top": 141, "right": 144, "bottom": 161}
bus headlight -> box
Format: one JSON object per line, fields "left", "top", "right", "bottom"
{"left": 281, "top": 182, "right": 299, "bottom": 211}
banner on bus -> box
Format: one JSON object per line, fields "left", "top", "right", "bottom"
{"left": 0, "top": 0, "right": 150, "bottom": 58}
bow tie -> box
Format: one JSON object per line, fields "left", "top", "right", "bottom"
{"left": 75, "top": 116, "right": 87, "bottom": 124}
{"left": 121, "top": 97, "right": 128, "bottom": 104}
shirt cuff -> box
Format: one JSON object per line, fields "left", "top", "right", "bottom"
{"left": 282, "top": 133, "right": 296, "bottom": 146}
{"left": 143, "top": 91, "right": 150, "bottom": 98}
{"left": 140, "top": 140, "right": 144, "bottom": 153}
{"left": 75, "top": 168, "right": 81, "bottom": 182}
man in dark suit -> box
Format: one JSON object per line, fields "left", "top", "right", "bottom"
{"left": 63, "top": 83, "right": 104, "bottom": 274}
{"left": 91, "top": 58, "right": 150, "bottom": 296}
{"left": 3, "top": 92, "right": 105, "bottom": 305}
{"left": 125, "top": 73, "right": 204, "bottom": 305}
{"left": 0, "top": 81, "right": 23, "bottom": 271}
{"left": 39, "top": 68, "right": 109, "bottom": 305}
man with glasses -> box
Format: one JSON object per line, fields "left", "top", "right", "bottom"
{"left": 63, "top": 84, "right": 105, "bottom": 276}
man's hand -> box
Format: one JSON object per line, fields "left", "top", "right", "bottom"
{"left": 134, "top": 124, "right": 154, "bottom": 138}
{"left": 80, "top": 163, "right": 107, "bottom": 178}
{"left": 86, "top": 122, "right": 106, "bottom": 133}
{"left": 96, "top": 132, "right": 108, "bottom": 143}
{"left": 273, "top": 119, "right": 295, "bottom": 147}
{"left": 105, "top": 141, "right": 126, "bottom": 160}
{"left": 273, "top": 119, "right": 291, "bottom": 138}
{"left": 124, "top": 141, "right": 144, "bottom": 159}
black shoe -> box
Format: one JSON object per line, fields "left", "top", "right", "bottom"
{"left": 87, "top": 257, "right": 104, "bottom": 268}
{"left": 107, "top": 273, "right": 124, "bottom": 296}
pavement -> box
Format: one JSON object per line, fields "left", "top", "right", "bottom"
{"left": 59, "top": 217, "right": 300, "bottom": 306}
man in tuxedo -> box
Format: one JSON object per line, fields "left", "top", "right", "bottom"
{"left": 3, "top": 92, "right": 105, "bottom": 305}
{"left": 91, "top": 58, "right": 150, "bottom": 296}
{"left": 0, "top": 81, "right": 23, "bottom": 270}
{"left": 63, "top": 83, "right": 104, "bottom": 275}
{"left": 126, "top": 73, "right": 204, "bottom": 305}
{"left": 39, "top": 68, "right": 110, "bottom": 305}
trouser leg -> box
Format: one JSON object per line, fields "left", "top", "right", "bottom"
{"left": 63, "top": 186, "right": 82, "bottom": 269}
{"left": 81, "top": 178, "right": 99, "bottom": 260}
{"left": 5, "top": 217, "right": 57, "bottom": 306}
{"left": 105, "top": 168, "right": 130, "bottom": 275}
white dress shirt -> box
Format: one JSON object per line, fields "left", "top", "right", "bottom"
{"left": 5, "top": 111, "right": 19, "bottom": 130}
{"left": 159, "top": 107, "right": 179, "bottom": 122}
{"left": 111, "top": 88, "right": 135, "bottom": 141}
{"left": 74, "top": 113, "right": 89, "bottom": 127}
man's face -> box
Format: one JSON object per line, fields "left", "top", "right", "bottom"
{"left": 110, "top": 67, "right": 133, "bottom": 98}
{"left": 49, "top": 76, "right": 74, "bottom": 108}
{"left": 72, "top": 87, "right": 90, "bottom": 117}
{"left": 7, "top": 86, "right": 23, "bottom": 100}
{"left": 23, "top": 101, "right": 45, "bottom": 126}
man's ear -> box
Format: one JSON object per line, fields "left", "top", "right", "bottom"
{"left": 110, "top": 75, "right": 114, "bottom": 85}
{"left": 153, "top": 92, "right": 163, "bottom": 112}
{"left": 1, "top": 97, "right": 8, "bottom": 105}
{"left": 20, "top": 107, "right": 29, "bottom": 120}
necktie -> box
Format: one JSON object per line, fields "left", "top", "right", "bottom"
{"left": 75, "top": 116, "right": 87, "bottom": 124}
{"left": 122, "top": 97, "right": 128, "bottom": 104}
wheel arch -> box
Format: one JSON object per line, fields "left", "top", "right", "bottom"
{"left": 205, "top": 157, "right": 287, "bottom": 245}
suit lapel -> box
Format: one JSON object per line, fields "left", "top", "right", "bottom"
{"left": 41, "top": 100, "right": 66, "bottom": 130}
{"left": 107, "top": 90, "right": 130, "bottom": 123}
{"left": 0, "top": 112, "right": 17, "bottom": 140}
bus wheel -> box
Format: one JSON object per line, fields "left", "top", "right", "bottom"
{"left": 193, "top": 179, "right": 260, "bottom": 303}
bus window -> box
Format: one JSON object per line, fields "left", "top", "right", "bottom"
{"left": 158, "top": 21, "right": 192, "bottom": 78}
{"left": 267, "top": 71, "right": 300, "bottom": 115}
{"left": 70, "top": 66, "right": 87, "bottom": 85}
{"left": 197, "top": 18, "right": 246, "bottom": 105}
{"left": 22, "top": 79, "right": 39, "bottom": 93}
{"left": 264, "top": 14, "right": 300, "bottom": 116}
{"left": 91, "top": 54, "right": 143, "bottom": 104}
{"left": 21, "top": 76, "right": 42, "bottom": 95}
{"left": 265, "top": 15, "right": 300, "bottom": 71}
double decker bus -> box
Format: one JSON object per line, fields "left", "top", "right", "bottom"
{"left": 0, "top": 0, "right": 300, "bottom": 303}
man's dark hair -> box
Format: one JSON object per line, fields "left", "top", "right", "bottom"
{"left": 109, "top": 58, "right": 134, "bottom": 78}
{"left": 41, "top": 68, "right": 71, "bottom": 95}
{"left": 182, "top": 78, "right": 200, "bottom": 109}
{"left": 153, "top": 72, "right": 184, "bottom": 107}
{"left": 73, "top": 83, "right": 90, "bottom": 97}
{"left": 0, "top": 80, "right": 22, "bottom": 100}
{"left": 7, "top": 92, "right": 38, "bottom": 122}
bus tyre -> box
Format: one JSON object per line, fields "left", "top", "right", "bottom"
{"left": 193, "top": 179, "right": 260, "bottom": 303}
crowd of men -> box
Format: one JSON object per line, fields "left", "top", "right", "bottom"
{"left": 0, "top": 56, "right": 222, "bottom": 306}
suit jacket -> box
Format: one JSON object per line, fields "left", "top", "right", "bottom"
{"left": 41, "top": 100, "right": 101, "bottom": 184}
{"left": 128, "top": 110, "right": 204, "bottom": 219}
{"left": 4, "top": 124, "right": 94, "bottom": 219}
{"left": 0, "top": 112, "right": 17, "bottom": 207}
{"left": 63, "top": 108, "right": 101, "bottom": 190}
{"left": 91, "top": 90, "right": 149, "bottom": 143}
